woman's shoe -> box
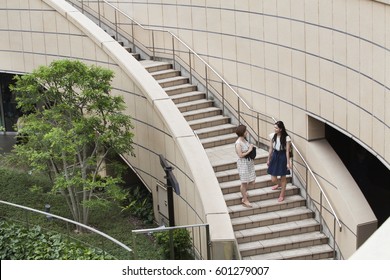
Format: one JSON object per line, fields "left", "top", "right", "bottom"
{"left": 271, "top": 185, "right": 280, "bottom": 190}
{"left": 278, "top": 196, "right": 284, "bottom": 202}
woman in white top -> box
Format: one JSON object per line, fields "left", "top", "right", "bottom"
{"left": 267, "top": 121, "right": 291, "bottom": 202}
{"left": 235, "top": 125, "right": 256, "bottom": 207}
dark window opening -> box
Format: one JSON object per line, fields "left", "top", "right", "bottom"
{"left": 0, "top": 73, "right": 21, "bottom": 132}
{"left": 325, "top": 124, "right": 390, "bottom": 227}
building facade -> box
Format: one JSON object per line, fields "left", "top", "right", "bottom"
{"left": 1, "top": 0, "right": 389, "bottom": 259}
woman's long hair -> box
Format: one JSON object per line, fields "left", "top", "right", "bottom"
{"left": 272, "top": 121, "right": 288, "bottom": 150}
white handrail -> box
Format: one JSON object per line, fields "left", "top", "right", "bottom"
{"left": 0, "top": 199, "right": 132, "bottom": 253}
{"left": 132, "top": 223, "right": 209, "bottom": 234}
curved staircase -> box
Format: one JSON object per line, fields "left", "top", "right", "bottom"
{"left": 64, "top": 0, "right": 341, "bottom": 259}
{"left": 136, "top": 59, "right": 334, "bottom": 260}
{"left": 106, "top": 28, "right": 335, "bottom": 259}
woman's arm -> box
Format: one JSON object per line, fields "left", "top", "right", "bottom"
{"left": 286, "top": 140, "right": 292, "bottom": 169}
{"left": 236, "top": 141, "right": 253, "bottom": 158}
{"left": 267, "top": 139, "right": 273, "bottom": 166}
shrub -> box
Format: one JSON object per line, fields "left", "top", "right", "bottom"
{"left": 0, "top": 220, "right": 114, "bottom": 260}
{"left": 121, "top": 185, "right": 154, "bottom": 224}
{"left": 154, "top": 228, "right": 194, "bottom": 260}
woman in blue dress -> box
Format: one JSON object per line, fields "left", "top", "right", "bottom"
{"left": 267, "top": 121, "right": 291, "bottom": 202}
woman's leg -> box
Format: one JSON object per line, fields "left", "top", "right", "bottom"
{"left": 247, "top": 180, "right": 255, "bottom": 197}
{"left": 241, "top": 182, "right": 252, "bottom": 207}
{"left": 271, "top": 175, "right": 280, "bottom": 190}
{"left": 278, "top": 176, "right": 287, "bottom": 202}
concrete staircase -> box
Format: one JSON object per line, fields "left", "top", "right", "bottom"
{"left": 118, "top": 40, "right": 334, "bottom": 259}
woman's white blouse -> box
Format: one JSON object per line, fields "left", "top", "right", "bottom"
{"left": 269, "top": 133, "right": 291, "bottom": 151}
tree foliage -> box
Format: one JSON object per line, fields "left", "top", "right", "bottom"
{"left": 9, "top": 59, "right": 134, "bottom": 229}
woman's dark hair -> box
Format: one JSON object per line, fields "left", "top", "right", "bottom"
{"left": 235, "top": 124, "right": 247, "bottom": 137}
{"left": 272, "top": 121, "right": 288, "bottom": 150}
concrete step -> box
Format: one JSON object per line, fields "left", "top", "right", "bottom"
{"left": 216, "top": 162, "right": 268, "bottom": 183}
{"left": 132, "top": 53, "right": 141, "bottom": 60}
{"left": 199, "top": 133, "right": 237, "bottom": 149}
{"left": 151, "top": 68, "right": 181, "bottom": 80}
{"left": 194, "top": 123, "right": 236, "bottom": 139}
{"left": 158, "top": 75, "right": 189, "bottom": 88}
{"left": 207, "top": 144, "right": 268, "bottom": 172}
{"left": 211, "top": 155, "right": 267, "bottom": 172}
{"left": 188, "top": 115, "right": 230, "bottom": 130}
{"left": 122, "top": 46, "right": 141, "bottom": 60}
{"left": 170, "top": 91, "right": 205, "bottom": 105}
{"left": 139, "top": 60, "right": 172, "bottom": 72}
{"left": 220, "top": 174, "right": 292, "bottom": 194}
{"left": 235, "top": 218, "right": 320, "bottom": 244}
{"left": 182, "top": 107, "right": 222, "bottom": 121}
{"left": 176, "top": 99, "right": 214, "bottom": 113}
{"left": 224, "top": 184, "right": 300, "bottom": 207}
{"left": 231, "top": 206, "right": 314, "bottom": 231}
{"left": 164, "top": 83, "right": 198, "bottom": 95}
{"left": 228, "top": 194, "right": 306, "bottom": 219}
{"left": 243, "top": 244, "right": 334, "bottom": 260}
{"left": 238, "top": 231, "right": 329, "bottom": 257}
{"left": 124, "top": 46, "right": 133, "bottom": 53}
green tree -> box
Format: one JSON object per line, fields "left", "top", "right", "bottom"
{"left": 9, "top": 59, "right": 134, "bottom": 231}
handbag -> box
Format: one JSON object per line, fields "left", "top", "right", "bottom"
{"left": 245, "top": 146, "right": 256, "bottom": 160}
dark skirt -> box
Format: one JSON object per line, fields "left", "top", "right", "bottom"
{"left": 267, "top": 149, "right": 290, "bottom": 176}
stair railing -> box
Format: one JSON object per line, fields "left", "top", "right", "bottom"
{"left": 66, "top": 0, "right": 342, "bottom": 257}
{"left": 0, "top": 199, "right": 132, "bottom": 259}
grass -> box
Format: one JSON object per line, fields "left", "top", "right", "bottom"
{"left": 0, "top": 166, "right": 163, "bottom": 260}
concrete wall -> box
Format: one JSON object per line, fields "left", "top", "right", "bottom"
{"left": 107, "top": 0, "right": 388, "bottom": 259}
{"left": 0, "top": 0, "right": 236, "bottom": 259}
{"left": 350, "top": 217, "right": 390, "bottom": 259}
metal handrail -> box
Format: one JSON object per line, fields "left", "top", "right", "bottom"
{"left": 132, "top": 223, "right": 211, "bottom": 260}
{"left": 0, "top": 199, "right": 132, "bottom": 254}
{"left": 132, "top": 223, "right": 209, "bottom": 234}
{"left": 69, "top": 0, "right": 342, "bottom": 240}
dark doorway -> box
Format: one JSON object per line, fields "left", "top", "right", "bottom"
{"left": 0, "top": 73, "right": 20, "bottom": 132}
{"left": 325, "top": 124, "right": 390, "bottom": 226}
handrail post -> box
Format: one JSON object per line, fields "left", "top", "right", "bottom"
{"left": 206, "top": 224, "right": 211, "bottom": 260}
{"left": 131, "top": 21, "right": 135, "bottom": 51}
{"left": 172, "top": 37, "right": 175, "bottom": 69}
{"left": 132, "top": 233, "right": 137, "bottom": 259}
{"left": 205, "top": 65, "right": 208, "bottom": 100}
{"left": 115, "top": 10, "right": 118, "bottom": 41}
{"left": 238, "top": 97, "right": 241, "bottom": 124}
{"left": 257, "top": 112, "right": 260, "bottom": 145}
{"left": 333, "top": 218, "right": 337, "bottom": 259}
{"left": 221, "top": 81, "right": 225, "bottom": 116}
{"left": 305, "top": 167, "right": 308, "bottom": 201}
{"left": 320, "top": 193, "right": 323, "bottom": 233}
{"left": 81, "top": 0, "right": 84, "bottom": 13}
{"left": 152, "top": 30, "right": 155, "bottom": 60}
{"left": 25, "top": 208, "right": 30, "bottom": 229}
{"left": 189, "top": 51, "right": 192, "bottom": 84}
{"left": 97, "top": 0, "right": 101, "bottom": 27}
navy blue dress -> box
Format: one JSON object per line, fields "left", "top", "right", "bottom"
{"left": 267, "top": 150, "right": 289, "bottom": 176}
{"left": 267, "top": 133, "right": 291, "bottom": 176}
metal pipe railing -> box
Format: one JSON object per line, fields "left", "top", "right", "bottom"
{"left": 0, "top": 199, "right": 132, "bottom": 255}
{"left": 132, "top": 223, "right": 210, "bottom": 260}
